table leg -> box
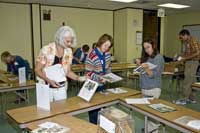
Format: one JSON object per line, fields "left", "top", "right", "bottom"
{"left": 144, "top": 116, "right": 148, "bottom": 133}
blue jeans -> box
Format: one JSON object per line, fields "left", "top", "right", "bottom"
{"left": 88, "top": 85, "right": 105, "bottom": 124}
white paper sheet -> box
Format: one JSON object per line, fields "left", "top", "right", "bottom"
{"left": 39, "top": 122, "right": 58, "bottom": 129}
{"left": 78, "top": 79, "right": 98, "bottom": 102}
{"left": 107, "top": 88, "right": 127, "bottom": 94}
{"left": 18, "top": 67, "right": 26, "bottom": 84}
{"left": 44, "top": 64, "right": 66, "bottom": 83}
{"left": 187, "top": 120, "right": 200, "bottom": 130}
{"left": 36, "top": 83, "right": 50, "bottom": 111}
{"left": 32, "top": 121, "right": 70, "bottom": 133}
{"left": 103, "top": 73, "right": 123, "bottom": 83}
{"left": 134, "top": 62, "right": 157, "bottom": 74}
{"left": 125, "top": 98, "right": 150, "bottom": 104}
{"left": 99, "top": 115, "right": 116, "bottom": 133}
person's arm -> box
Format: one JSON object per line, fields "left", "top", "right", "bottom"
{"left": 73, "top": 57, "right": 82, "bottom": 64}
{"left": 141, "top": 63, "right": 153, "bottom": 76}
{"left": 35, "top": 47, "right": 60, "bottom": 88}
{"left": 35, "top": 61, "right": 60, "bottom": 88}
{"left": 142, "top": 55, "right": 165, "bottom": 78}
{"left": 66, "top": 65, "right": 82, "bottom": 81}
{"left": 73, "top": 48, "right": 82, "bottom": 64}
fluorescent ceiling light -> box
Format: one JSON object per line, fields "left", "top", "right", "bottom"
{"left": 109, "top": 0, "right": 138, "bottom": 3}
{"left": 158, "top": 3, "right": 190, "bottom": 9}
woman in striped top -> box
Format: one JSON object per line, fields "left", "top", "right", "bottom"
{"left": 85, "top": 33, "right": 113, "bottom": 124}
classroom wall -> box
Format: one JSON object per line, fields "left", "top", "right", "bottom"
{"left": 32, "top": 4, "right": 42, "bottom": 66}
{"left": 41, "top": 5, "right": 113, "bottom": 49}
{"left": 114, "top": 8, "right": 143, "bottom": 63}
{"left": 0, "top": 3, "right": 32, "bottom": 70}
{"left": 114, "top": 9, "right": 128, "bottom": 62}
{"left": 127, "top": 8, "right": 143, "bottom": 63}
{"left": 0, "top": 3, "right": 114, "bottom": 71}
{"left": 162, "top": 11, "right": 200, "bottom": 57}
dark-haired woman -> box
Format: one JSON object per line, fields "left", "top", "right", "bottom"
{"left": 136, "top": 39, "right": 164, "bottom": 99}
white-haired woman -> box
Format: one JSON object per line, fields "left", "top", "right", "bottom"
{"left": 35, "top": 26, "right": 85, "bottom": 102}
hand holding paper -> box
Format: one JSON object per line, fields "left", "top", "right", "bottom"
{"left": 44, "top": 64, "right": 66, "bottom": 83}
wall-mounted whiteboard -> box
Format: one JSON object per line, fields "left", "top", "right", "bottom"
{"left": 183, "top": 25, "right": 200, "bottom": 42}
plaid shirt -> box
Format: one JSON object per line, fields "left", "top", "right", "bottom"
{"left": 182, "top": 37, "right": 200, "bottom": 60}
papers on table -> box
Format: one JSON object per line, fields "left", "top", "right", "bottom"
{"left": 134, "top": 62, "right": 157, "bottom": 74}
{"left": 174, "top": 115, "right": 196, "bottom": 125}
{"left": 78, "top": 79, "right": 98, "bottom": 102}
{"left": 44, "top": 64, "right": 66, "bottom": 83}
{"left": 31, "top": 121, "right": 70, "bottom": 133}
{"left": 187, "top": 120, "right": 200, "bottom": 130}
{"left": 99, "top": 115, "right": 116, "bottom": 133}
{"left": 103, "top": 73, "right": 123, "bottom": 83}
{"left": 125, "top": 98, "right": 150, "bottom": 104}
{"left": 107, "top": 88, "right": 127, "bottom": 94}
{"left": 174, "top": 116, "right": 200, "bottom": 130}
{"left": 36, "top": 83, "right": 50, "bottom": 111}
{"left": 148, "top": 103, "right": 176, "bottom": 113}
{"left": 18, "top": 67, "right": 26, "bottom": 84}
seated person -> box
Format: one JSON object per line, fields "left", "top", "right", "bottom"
{"left": 1, "top": 51, "right": 30, "bottom": 79}
{"left": 72, "top": 44, "right": 89, "bottom": 64}
{"left": 1, "top": 51, "right": 30, "bottom": 103}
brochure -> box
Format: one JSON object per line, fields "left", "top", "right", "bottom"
{"left": 107, "top": 88, "right": 127, "bottom": 94}
{"left": 103, "top": 73, "right": 123, "bottom": 83}
{"left": 31, "top": 121, "right": 70, "bottom": 133}
{"left": 148, "top": 103, "right": 176, "bottom": 113}
{"left": 125, "top": 98, "right": 150, "bottom": 104}
{"left": 134, "top": 62, "right": 157, "bottom": 74}
{"left": 78, "top": 79, "right": 98, "bottom": 102}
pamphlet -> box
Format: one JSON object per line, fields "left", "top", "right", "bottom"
{"left": 31, "top": 121, "right": 70, "bottom": 133}
{"left": 103, "top": 73, "right": 123, "bottom": 83}
{"left": 78, "top": 79, "right": 98, "bottom": 102}
{"left": 107, "top": 88, "right": 127, "bottom": 94}
{"left": 148, "top": 103, "right": 176, "bottom": 113}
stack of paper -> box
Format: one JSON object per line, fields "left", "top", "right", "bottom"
{"left": 44, "top": 64, "right": 66, "bottom": 83}
{"left": 187, "top": 120, "right": 200, "bottom": 130}
{"left": 174, "top": 116, "right": 200, "bottom": 130}
{"left": 174, "top": 116, "right": 196, "bottom": 125}
{"left": 103, "top": 73, "right": 123, "bottom": 83}
{"left": 107, "top": 88, "right": 127, "bottom": 94}
{"left": 31, "top": 121, "right": 70, "bottom": 133}
{"left": 148, "top": 103, "right": 176, "bottom": 113}
{"left": 125, "top": 98, "right": 150, "bottom": 104}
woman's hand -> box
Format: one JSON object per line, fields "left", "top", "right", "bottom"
{"left": 78, "top": 76, "right": 87, "bottom": 82}
{"left": 135, "top": 58, "right": 141, "bottom": 65}
{"left": 48, "top": 80, "right": 60, "bottom": 88}
{"left": 141, "top": 63, "right": 149, "bottom": 69}
{"left": 100, "top": 76, "right": 106, "bottom": 83}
